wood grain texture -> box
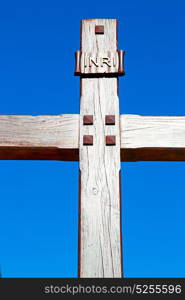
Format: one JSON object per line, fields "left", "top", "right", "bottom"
{"left": 1, "top": 113, "right": 185, "bottom": 162}
{"left": 79, "top": 19, "right": 123, "bottom": 278}
{"left": 0, "top": 114, "right": 79, "bottom": 160}
{"left": 120, "top": 114, "right": 185, "bottom": 161}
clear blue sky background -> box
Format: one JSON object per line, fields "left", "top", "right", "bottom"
{"left": 0, "top": 0, "right": 184, "bottom": 278}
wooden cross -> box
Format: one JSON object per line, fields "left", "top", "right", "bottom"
{"left": 1, "top": 19, "right": 185, "bottom": 278}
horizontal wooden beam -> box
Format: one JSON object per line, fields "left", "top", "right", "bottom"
{"left": 0, "top": 115, "right": 79, "bottom": 161}
{"left": 1, "top": 114, "right": 185, "bottom": 162}
{"left": 121, "top": 114, "right": 185, "bottom": 161}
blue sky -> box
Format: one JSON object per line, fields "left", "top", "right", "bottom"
{"left": 0, "top": 0, "right": 185, "bottom": 277}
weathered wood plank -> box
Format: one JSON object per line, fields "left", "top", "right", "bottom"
{"left": 2, "top": 113, "right": 185, "bottom": 162}
{"left": 79, "top": 19, "right": 123, "bottom": 278}
{"left": 121, "top": 114, "right": 185, "bottom": 161}
{"left": 0, "top": 115, "right": 79, "bottom": 160}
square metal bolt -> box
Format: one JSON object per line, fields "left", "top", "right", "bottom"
{"left": 83, "top": 135, "right": 93, "bottom": 145}
{"left": 83, "top": 115, "right": 93, "bottom": 125}
{"left": 105, "top": 115, "right": 115, "bottom": 125}
{"left": 106, "top": 135, "right": 116, "bottom": 146}
{"left": 95, "top": 25, "right": 104, "bottom": 34}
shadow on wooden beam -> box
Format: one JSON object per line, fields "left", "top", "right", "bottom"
{"left": 1, "top": 147, "right": 185, "bottom": 162}
{"left": 0, "top": 147, "right": 79, "bottom": 161}
{"left": 121, "top": 148, "right": 185, "bottom": 162}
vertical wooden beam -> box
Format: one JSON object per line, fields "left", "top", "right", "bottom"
{"left": 79, "top": 19, "right": 123, "bottom": 277}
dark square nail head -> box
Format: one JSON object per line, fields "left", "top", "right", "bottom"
{"left": 95, "top": 25, "right": 104, "bottom": 34}
{"left": 83, "top": 135, "right": 93, "bottom": 145}
{"left": 105, "top": 115, "right": 115, "bottom": 125}
{"left": 106, "top": 135, "right": 116, "bottom": 146}
{"left": 83, "top": 115, "right": 93, "bottom": 125}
